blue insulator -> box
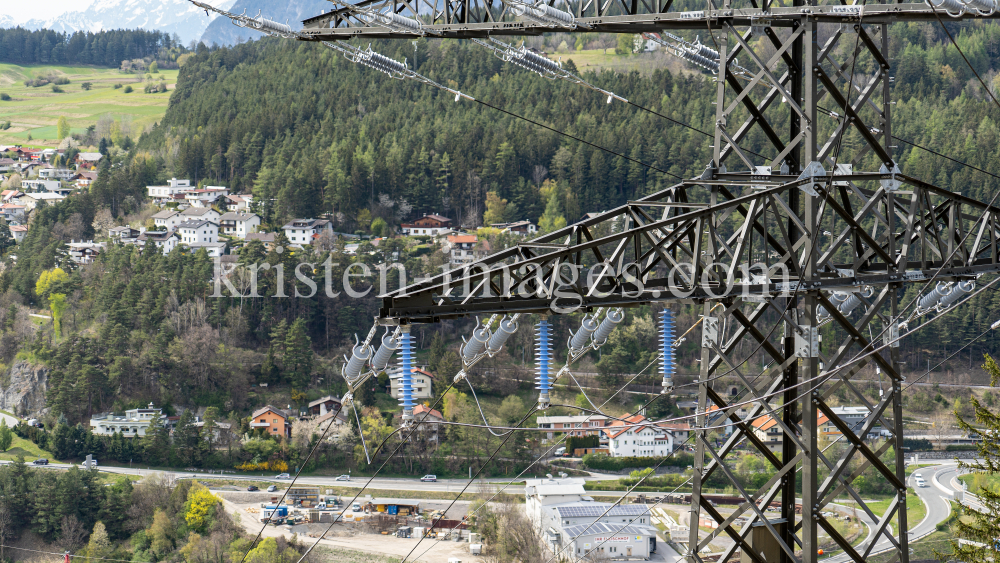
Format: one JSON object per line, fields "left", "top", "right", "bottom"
{"left": 398, "top": 331, "right": 415, "bottom": 414}
{"left": 536, "top": 320, "right": 552, "bottom": 406}
{"left": 660, "top": 310, "right": 675, "bottom": 393}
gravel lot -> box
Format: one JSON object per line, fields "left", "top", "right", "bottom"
{"left": 219, "top": 495, "right": 482, "bottom": 562}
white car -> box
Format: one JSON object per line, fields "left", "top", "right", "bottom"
{"left": 352, "top": 502, "right": 362, "bottom": 512}
{"left": 914, "top": 475, "right": 926, "bottom": 488}
{"left": 336, "top": 474, "right": 350, "bottom": 481}
{"left": 275, "top": 473, "right": 291, "bottom": 479}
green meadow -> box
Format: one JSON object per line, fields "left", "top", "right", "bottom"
{"left": 0, "top": 63, "right": 177, "bottom": 147}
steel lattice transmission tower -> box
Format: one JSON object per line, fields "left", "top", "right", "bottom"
{"left": 274, "top": 1, "right": 997, "bottom": 561}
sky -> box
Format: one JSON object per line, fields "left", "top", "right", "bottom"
{"left": 6, "top": 0, "right": 93, "bottom": 23}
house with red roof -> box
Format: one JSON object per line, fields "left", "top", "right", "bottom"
{"left": 602, "top": 414, "right": 674, "bottom": 457}
{"left": 446, "top": 234, "right": 489, "bottom": 267}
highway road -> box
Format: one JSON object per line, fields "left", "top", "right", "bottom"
{"left": 0, "top": 458, "right": 633, "bottom": 497}
{"left": 824, "top": 462, "right": 960, "bottom": 562}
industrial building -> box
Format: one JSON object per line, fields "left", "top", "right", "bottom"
{"left": 525, "top": 475, "right": 658, "bottom": 560}
{"left": 559, "top": 522, "right": 656, "bottom": 560}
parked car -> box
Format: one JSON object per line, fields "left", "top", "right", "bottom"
{"left": 553, "top": 447, "right": 566, "bottom": 457}
{"left": 336, "top": 474, "right": 350, "bottom": 481}
{"left": 316, "top": 502, "right": 327, "bottom": 509}
{"left": 275, "top": 473, "right": 291, "bottom": 479}
{"left": 421, "top": 475, "right": 437, "bottom": 482}
{"left": 247, "top": 485, "right": 259, "bottom": 491}
{"left": 351, "top": 502, "right": 362, "bottom": 512}
{"left": 267, "top": 485, "right": 278, "bottom": 492}
{"left": 32, "top": 458, "right": 48, "bottom": 465}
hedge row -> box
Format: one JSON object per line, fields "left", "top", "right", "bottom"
{"left": 581, "top": 452, "right": 694, "bottom": 471}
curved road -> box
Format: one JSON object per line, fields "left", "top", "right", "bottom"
{"left": 824, "top": 462, "right": 959, "bottom": 562}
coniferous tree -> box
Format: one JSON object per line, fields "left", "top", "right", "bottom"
{"left": 283, "top": 318, "right": 312, "bottom": 388}
{"left": 947, "top": 355, "right": 1000, "bottom": 560}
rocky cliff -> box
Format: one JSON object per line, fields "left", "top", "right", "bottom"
{"left": 0, "top": 361, "right": 48, "bottom": 418}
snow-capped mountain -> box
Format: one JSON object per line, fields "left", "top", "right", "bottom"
{"left": 199, "top": 0, "right": 330, "bottom": 46}
{"left": 12, "top": 0, "right": 237, "bottom": 44}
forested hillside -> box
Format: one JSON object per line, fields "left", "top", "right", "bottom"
{"left": 1, "top": 20, "right": 999, "bottom": 465}
{"left": 0, "top": 28, "right": 186, "bottom": 67}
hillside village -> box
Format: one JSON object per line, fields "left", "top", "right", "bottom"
{"left": 0, "top": 144, "right": 543, "bottom": 269}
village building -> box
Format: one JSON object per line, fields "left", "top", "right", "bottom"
{"left": 9, "top": 224, "right": 27, "bottom": 244}
{"left": 250, "top": 405, "right": 292, "bottom": 438}
{"left": 67, "top": 241, "right": 105, "bottom": 265}
{"left": 90, "top": 403, "right": 164, "bottom": 437}
{"left": 281, "top": 218, "right": 333, "bottom": 246}
{"left": 489, "top": 220, "right": 538, "bottom": 236}
{"left": 177, "top": 220, "right": 219, "bottom": 244}
{"left": 603, "top": 414, "right": 674, "bottom": 458}
{"left": 400, "top": 214, "right": 452, "bottom": 236}
{"left": 147, "top": 178, "right": 192, "bottom": 204}
{"left": 137, "top": 229, "right": 179, "bottom": 255}
{"left": 218, "top": 212, "right": 261, "bottom": 239}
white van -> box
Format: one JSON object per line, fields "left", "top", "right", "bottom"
{"left": 554, "top": 447, "right": 566, "bottom": 457}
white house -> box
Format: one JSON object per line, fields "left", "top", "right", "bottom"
{"left": 400, "top": 214, "right": 452, "bottom": 236}
{"left": 152, "top": 209, "right": 183, "bottom": 230}
{"left": 0, "top": 203, "right": 26, "bottom": 223}
{"left": 388, "top": 366, "right": 434, "bottom": 400}
{"left": 183, "top": 187, "right": 229, "bottom": 207}
{"left": 184, "top": 242, "right": 226, "bottom": 257}
{"left": 180, "top": 206, "right": 221, "bottom": 223}
{"left": 602, "top": 414, "right": 674, "bottom": 458}
{"left": 38, "top": 168, "right": 74, "bottom": 180}
{"left": 147, "top": 178, "right": 191, "bottom": 204}
{"left": 218, "top": 212, "right": 261, "bottom": 239}
{"left": 20, "top": 179, "right": 63, "bottom": 193}
{"left": 281, "top": 218, "right": 332, "bottom": 246}
{"left": 9, "top": 224, "right": 27, "bottom": 243}
{"left": 225, "top": 194, "right": 251, "bottom": 212}
{"left": 138, "top": 229, "right": 179, "bottom": 255}
{"left": 18, "top": 192, "right": 65, "bottom": 210}
{"left": 90, "top": 403, "right": 164, "bottom": 437}
{"left": 177, "top": 220, "right": 218, "bottom": 244}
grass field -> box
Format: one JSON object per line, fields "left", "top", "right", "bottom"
{"left": 841, "top": 492, "right": 926, "bottom": 531}
{"left": 0, "top": 63, "right": 177, "bottom": 147}
{"left": 0, "top": 434, "right": 55, "bottom": 462}
{"left": 958, "top": 472, "right": 1000, "bottom": 495}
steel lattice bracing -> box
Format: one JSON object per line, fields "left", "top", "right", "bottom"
{"left": 300, "top": 1, "right": 1000, "bottom": 38}
{"left": 286, "top": 1, "right": 1000, "bottom": 562}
